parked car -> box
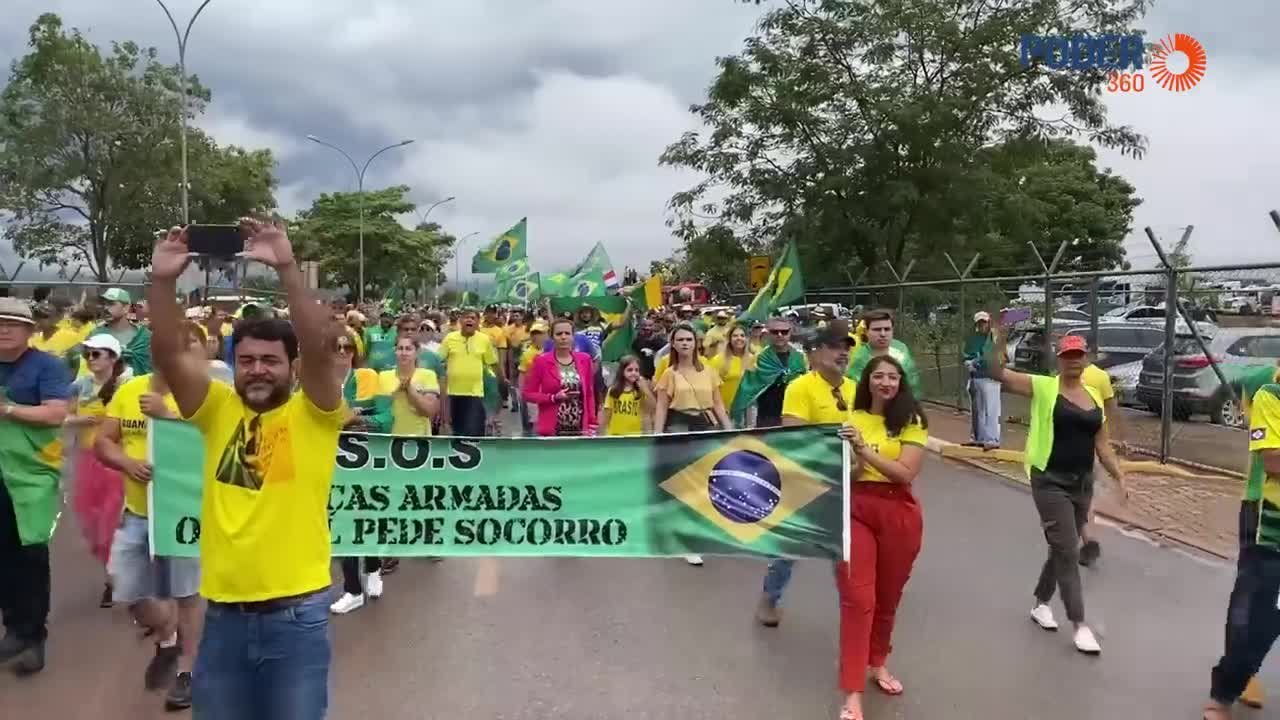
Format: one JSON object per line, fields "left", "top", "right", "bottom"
{"left": 1054, "top": 308, "right": 1092, "bottom": 323}
{"left": 1013, "top": 321, "right": 1165, "bottom": 374}
{"left": 1103, "top": 303, "right": 1218, "bottom": 327}
{"left": 1108, "top": 360, "right": 1144, "bottom": 407}
{"left": 1136, "top": 328, "right": 1280, "bottom": 427}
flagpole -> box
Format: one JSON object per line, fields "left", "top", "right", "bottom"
{"left": 841, "top": 436, "right": 851, "bottom": 563}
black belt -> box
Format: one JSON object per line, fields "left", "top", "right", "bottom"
{"left": 209, "top": 587, "right": 329, "bottom": 614}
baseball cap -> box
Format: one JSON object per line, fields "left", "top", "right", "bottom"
{"left": 1057, "top": 334, "right": 1088, "bottom": 356}
{"left": 100, "top": 288, "right": 131, "bottom": 304}
{"left": 679, "top": 304, "right": 694, "bottom": 313}
{"left": 714, "top": 310, "right": 730, "bottom": 319}
{"left": 484, "top": 304, "right": 499, "bottom": 313}
{"left": 809, "top": 319, "right": 856, "bottom": 350}
{"left": 530, "top": 322, "right": 549, "bottom": 334}
{"left": 973, "top": 311, "right": 991, "bottom": 322}
{"left": 82, "top": 334, "right": 123, "bottom": 356}
{"left": 0, "top": 298, "right": 35, "bottom": 325}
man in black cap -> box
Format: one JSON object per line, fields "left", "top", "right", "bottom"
{"left": 756, "top": 320, "right": 856, "bottom": 627}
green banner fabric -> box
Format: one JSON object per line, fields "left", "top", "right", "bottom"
{"left": 148, "top": 421, "right": 848, "bottom": 560}
{"left": 549, "top": 295, "right": 628, "bottom": 316}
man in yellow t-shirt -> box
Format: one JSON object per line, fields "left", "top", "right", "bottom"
{"left": 481, "top": 304, "right": 511, "bottom": 407}
{"left": 147, "top": 218, "right": 345, "bottom": 716}
{"left": 96, "top": 372, "right": 198, "bottom": 707}
{"left": 440, "top": 308, "right": 502, "bottom": 436}
{"left": 757, "top": 321, "right": 856, "bottom": 627}
{"left": 702, "top": 311, "right": 732, "bottom": 357}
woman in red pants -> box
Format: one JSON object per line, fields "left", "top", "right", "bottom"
{"left": 836, "top": 355, "right": 928, "bottom": 720}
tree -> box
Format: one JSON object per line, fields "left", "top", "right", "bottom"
{"left": 291, "top": 185, "right": 454, "bottom": 297}
{"left": 660, "top": 0, "right": 1148, "bottom": 288}
{"left": 0, "top": 14, "right": 276, "bottom": 281}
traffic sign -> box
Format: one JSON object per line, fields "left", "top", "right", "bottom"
{"left": 747, "top": 255, "right": 771, "bottom": 289}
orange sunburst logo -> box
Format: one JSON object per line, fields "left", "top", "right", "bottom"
{"left": 1149, "top": 33, "right": 1206, "bottom": 92}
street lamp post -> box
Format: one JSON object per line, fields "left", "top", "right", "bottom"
{"left": 413, "top": 196, "right": 455, "bottom": 303}
{"left": 415, "top": 196, "right": 456, "bottom": 226}
{"left": 454, "top": 231, "right": 479, "bottom": 297}
{"left": 306, "top": 135, "right": 414, "bottom": 304}
{"left": 155, "top": 0, "right": 213, "bottom": 225}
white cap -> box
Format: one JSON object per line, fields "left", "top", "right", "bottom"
{"left": 82, "top": 334, "right": 123, "bottom": 357}
{"left": 973, "top": 311, "right": 991, "bottom": 322}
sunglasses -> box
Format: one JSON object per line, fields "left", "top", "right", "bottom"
{"left": 768, "top": 328, "right": 791, "bottom": 336}
{"left": 831, "top": 387, "right": 849, "bottom": 412}
{"left": 82, "top": 349, "right": 108, "bottom": 360}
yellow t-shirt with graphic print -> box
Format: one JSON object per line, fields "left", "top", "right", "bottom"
{"left": 850, "top": 409, "right": 927, "bottom": 483}
{"left": 782, "top": 371, "right": 855, "bottom": 425}
{"left": 184, "top": 384, "right": 346, "bottom": 602}
{"left": 106, "top": 375, "right": 178, "bottom": 517}
{"left": 604, "top": 389, "right": 644, "bottom": 436}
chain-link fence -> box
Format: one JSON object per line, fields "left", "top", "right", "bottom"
{"left": 784, "top": 255, "right": 1280, "bottom": 473}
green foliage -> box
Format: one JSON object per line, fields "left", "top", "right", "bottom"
{"left": 660, "top": 0, "right": 1149, "bottom": 289}
{"left": 291, "top": 185, "right": 455, "bottom": 297}
{"left": 0, "top": 13, "right": 276, "bottom": 280}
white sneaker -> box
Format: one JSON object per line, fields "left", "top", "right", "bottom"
{"left": 330, "top": 592, "right": 365, "bottom": 615}
{"left": 1074, "top": 625, "right": 1101, "bottom": 654}
{"left": 684, "top": 554, "right": 704, "bottom": 566}
{"left": 1030, "top": 604, "right": 1059, "bottom": 631}
{"left": 366, "top": 571, "right": 384, "bottom": 599}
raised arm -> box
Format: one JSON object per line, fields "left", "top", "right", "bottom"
{"left": 148, "top": 227, "right": 211, "bottom": 418}
{"left": 239, "top": 218, "right": 340, "bottom": 412}
{"left": 986, "top": 325, "right": 1033, "bottom": 398}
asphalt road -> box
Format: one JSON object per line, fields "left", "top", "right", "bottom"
{"left": 0, "top": 456, "right": 1268, "bottom": 719}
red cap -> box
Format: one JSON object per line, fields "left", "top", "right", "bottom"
{"left": 1056, "top": 335, "right": 1088, "bottom": 356}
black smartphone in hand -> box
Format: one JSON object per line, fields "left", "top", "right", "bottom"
{"left": 186, "top": 224, "right": 243, "bottom": 258}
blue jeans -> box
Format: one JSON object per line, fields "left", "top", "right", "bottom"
{"left": 193, "top": 590, "right": 331, "bottom": 720}
{"left": 968, "top": 377, "right": 1002, "bottom": 445}
{"left": 762, "top": 559, "right": 795, "bottom": 606}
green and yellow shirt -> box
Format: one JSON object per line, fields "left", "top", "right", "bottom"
{"left": 1244, "top": 370, "right": 1280, "bottom": 548}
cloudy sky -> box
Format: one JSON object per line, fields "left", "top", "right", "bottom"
{"left": 2, "top": 0, "right": 1276, "bottom": 286}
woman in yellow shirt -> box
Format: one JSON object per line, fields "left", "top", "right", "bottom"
{"left": 600, "top": 356, "right": 653, "bottom": 436}
{"left": 652, "top": 325, "right": 733, "bottom": 567}
{"left": 709, "top": 325, "right": 754, "bottom": 420}
{"left": 379, "top": 335, "right": 440, "bottom": 436}
{"left": 834, "top": 355, "right": 928, "bottom": 720}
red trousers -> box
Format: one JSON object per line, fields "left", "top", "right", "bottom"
{"left": 835, "top": 482, "right": 923, "bottom": 692}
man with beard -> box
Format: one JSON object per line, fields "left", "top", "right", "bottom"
{"left": 148, "top": 218, "right": 342, "bottom": 720}
{"left": 631, "top": 317, "right": 666, "bottom": 380}
{"left": 90, "top": 288, "right": 152, "bottom": 376}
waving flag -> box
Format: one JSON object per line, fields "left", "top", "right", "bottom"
{"left": 629, "top": 275, "right": 663, "bottom": 312}
{"left": 540, "top": 271, "right": 571, "bottom": 297}
{"left": 569, "top": 270, "right": 607, "bottom": 298}
{"left": 496, "top": 258, "right": 530, "bottom": 281}
{"left": 739, "top": 240, "right": 805, "bottom": 324}
{"left": 505, "top": 273, "right": 541, "bottom": 304}
{"left": 472, "top": 218, "right": 527, "bottom": 273}
{"left": 570, "top": 242, "right": 615, "bottom": 279}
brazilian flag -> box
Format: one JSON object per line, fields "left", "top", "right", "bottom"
{"left": 739, "top": 240, "right": 805, "bottom": 324}
{"left": 506, "top": 273, "right": 541, "bottom": 304}
{"left": 0, "top": 419, "right": 63, "bottom": 544}
{"left": 648, "top": 426, "right": 846, "bottom": 558}
{"left": 472, "top": 218, "right": 527, "bottom": 273}
{"left": 496, "top": 258, "right": 530, "bottom": 282}
{"left": 540, "top": 271, "right": 572, "bottom": 297}
{"left": 568, "top": 270, "right": 607, "bottom": 298}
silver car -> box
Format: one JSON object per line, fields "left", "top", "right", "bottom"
{"left": 1136, "top": 328, "right": 1280, "bottom": 427}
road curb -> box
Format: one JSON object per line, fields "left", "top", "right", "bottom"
{"left": 922, "top": 436, "right": 1234, "bottom": 560}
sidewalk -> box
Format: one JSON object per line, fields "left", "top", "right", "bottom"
{"left": 924, "top": 405, "right": 1243, "bottom": 558}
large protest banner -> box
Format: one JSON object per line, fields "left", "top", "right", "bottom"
{"left": 147, "top": 421, "right": 848, "bottom": 560}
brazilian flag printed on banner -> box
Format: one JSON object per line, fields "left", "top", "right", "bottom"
{"left": 472, "top": 218, "right": 527, "bottom": 273}
{"left": 739, "top": 240, "right": 805, "bottom": 325}
{"left": 0, "top": 420, "right": 63, "bottom": 545}
{"left": 648, "top": 427, "right": 845, "bottom": 558}
{"left": 540, "top": 271, "right": 571, "bottom": 297}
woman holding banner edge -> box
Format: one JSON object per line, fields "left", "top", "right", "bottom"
{"left": 834, "top": 351, "right": 928, "bottom": 720}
